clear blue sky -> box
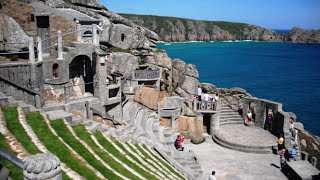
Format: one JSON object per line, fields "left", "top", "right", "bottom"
{"left": 101, "top": 0, "right": 320, "bottom": 30}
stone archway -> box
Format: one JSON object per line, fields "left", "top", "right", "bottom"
{"left": 69, "top": 55, "right": 93, "bottom": 94}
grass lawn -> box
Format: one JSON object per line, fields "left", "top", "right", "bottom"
{"left": 50, "top": 120, "right": 121, "bottom": 180}
{"left": 142, "top": 144, "right": 184, "bottom": 179}
{"left": 95, "top": 132, "right": 157, "bottom": 180}
{"left": 2, "top": 106, "right": 41, "bottom": 154}
{"left": 72, "top": 125, "right": 139, "bottom": 180}
{"left": 0, "top": 133, "right": 23, "bottom": 179}
{"left": 26, "top": 113, "right": 100, "bottom": 179}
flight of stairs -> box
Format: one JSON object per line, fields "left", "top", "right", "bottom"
{"left": 219, "top": 104, "right": 243, "bottom": 125}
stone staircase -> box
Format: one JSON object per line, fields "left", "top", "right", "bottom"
{"left": 219, "top": 103, "right": 243, "bottom": 125}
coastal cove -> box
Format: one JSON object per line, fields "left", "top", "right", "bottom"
{"left": 158, "top": 41, "right": 320, "bottom": 136}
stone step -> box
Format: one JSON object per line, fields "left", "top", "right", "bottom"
{"left": 46, "top": 109, "right": 72, "bottom": 121}
{"left": 86, "top": 121, "right": 102, "bottom": 133}
{"left": 17, "top": 100, "right": 40, "bottom": 113}
{"left": 220, "top": 112, "right": 240, "bottom": 116}
{"left": 212, "top": 134, "right": 272, "bottom": 154}
{"left": 220, "top": 117, "right": 242, "bottom": 121}
{"left": 220, "top": 115, "right": 241, "bottom": 119}
{"left": 43, "top": 103, "right": 65, "bottom": 112}
{"left": 220, "top": 121, "right": 243, "bottom": 126}
{"left": 69, "top": 116, "right": 83, "bottom": 126}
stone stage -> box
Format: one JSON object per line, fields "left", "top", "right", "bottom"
{"left": 213, "top": 124, "right": 278, "bottom": 154}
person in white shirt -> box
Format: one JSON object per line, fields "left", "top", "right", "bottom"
{"left": 209, "top": 171, "right": 216, "bottom": 180}
{"left": 197, "top": 86, "right": 202, "bottom": 101}
{"left": 247, "top": 110, "right": 253, "bottom": 122}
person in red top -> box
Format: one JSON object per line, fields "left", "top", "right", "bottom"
{"left": 174, "top": 135, "right": 184, "bottom": 151}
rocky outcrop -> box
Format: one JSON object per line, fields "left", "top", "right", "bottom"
{"left": 172, "top": 59, "right": 199, "bottom": 98}
{"left": 0, "top": 14, "right": 29, "bottom": 51}
{"left": 120, "top": 13, "right": 284, "bottom": 42}
{"left": 134, "top": 87, "right": 167, "bottom": 110}
{"left": 286, "top": 27, "right": 320, "bottom": 43}
{"left": 108, "top": 52, "right": 139, "bottom": 78}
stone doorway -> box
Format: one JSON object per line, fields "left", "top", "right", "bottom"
{"left": 36, "top": 16, "right": 50, "bottom": 54}
{"left": 203, "top": 113, "right": 211, "bottom": 134}
{"left": 69, "top": 55, "right": 93, "bottom": 94}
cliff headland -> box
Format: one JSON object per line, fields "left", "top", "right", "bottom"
{"left": 120, "top": 13, "right": 320, "bottom": 43}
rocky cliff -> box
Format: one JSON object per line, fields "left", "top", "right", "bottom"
{"left": 120, "top": 14, "right": 282, "bottom": 42}
{"left": 286, "top": 27, "right": 320, "bottom": 43}
{"left": 120, "top": 14, "right": 320, "bottom": 43}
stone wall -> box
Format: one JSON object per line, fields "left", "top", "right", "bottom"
{"left": 0, "top": 62, "right": 44, "bottom": 107}
{"left": 241, "top": 97, "right": 293, "bottom": 149}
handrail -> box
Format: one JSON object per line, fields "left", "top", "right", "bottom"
{"left": 0, "top": 51, "right": 29, "bottom": 55}
{"left": 0, "top": 147, "right": 24, "bottom": 169}
{"left": 0, "top": 76, "right": 40, "bottom": 95}
{"left": 38, "top": 27, "right": 92, "bottom": 43}
{"left": 1, "top": 42, "right": 29, "bottom": 45}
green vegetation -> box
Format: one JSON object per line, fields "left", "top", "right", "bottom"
{"left": 142, "top": 144, "right": 184, "bottom": 179}
{"left": 108, "top": 46, "right": 130, "bottom": 53}
{"left": 72, "top": 125, "right": 139, "bottom": 180}
{"left": 0, "top": 133, "right": 23, "bottom": 179}
{"left": 50, "top": 120, "right": 119, "bottom": 180}
{"left": 2, "top": 106, "right": 41, "bottom": 154}
{"left": 134, "top": 144, "right": 172, "bottom": 179}
{"left": 119, "top": 13, "right": 250, "bottom": 37}
{"left": 25, "top": 113, "right": 100, "bottom": 179}
{"left": 139, "top": 56, "right": 146, "bottom": 65}
{"left": 94, "top": 133, "right": 156, "bottom": 179}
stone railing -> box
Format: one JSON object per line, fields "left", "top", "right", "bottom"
{"left": 0, "top": 150, "right": 62, "bottom": 179}
{"left": 133, "top": 69, "right": 161, "bottom": 81}
{"left": 193, "top": 100, "right": 217, "bottom": 112}
{"left": 157, "top": 96, "right": 181, "bottom": 119}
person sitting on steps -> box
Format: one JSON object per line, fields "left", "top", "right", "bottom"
{"left": 174, "top": 135, "right": 184, "bottom": 151}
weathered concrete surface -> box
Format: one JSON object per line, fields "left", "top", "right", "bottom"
{"left": 185, "top": 140, "right": 288, "bottom": 180}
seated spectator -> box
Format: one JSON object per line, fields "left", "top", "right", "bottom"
{"left": 174, "top": 135, "right": 184, "bottom": 151}
{"left": 290, "top": 144, "right": 298, "bottom": 161}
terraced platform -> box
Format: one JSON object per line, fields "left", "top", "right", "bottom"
{"left": 213, "top": 124, "right": 278, "bottom": 154}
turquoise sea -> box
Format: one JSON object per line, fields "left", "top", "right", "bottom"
{"left": 157, "top": 42, "right": 320, "bottom": 136}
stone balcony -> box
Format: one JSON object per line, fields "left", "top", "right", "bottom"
{"left": 105, "top": 78, "right": 121, "bottom": 105}
{"left": 193, "top": 99, "right": 217, "bottom": 113}
{"left": 132, "top": 69, "right": 161, "bottom": 81}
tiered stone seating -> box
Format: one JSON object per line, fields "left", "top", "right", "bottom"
{"left": 219, "top": 103, "right": 243, "bottom": 125}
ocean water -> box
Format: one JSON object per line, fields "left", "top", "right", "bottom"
{"left": 157, "top": 42, "right": 320, "bottom": 136}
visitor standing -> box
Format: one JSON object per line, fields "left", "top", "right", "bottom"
{"left": 197, "top": 86, "right": 202, "bottom": 101}
{"left": 209, "top": 171, "right": 216, "bottom": 180}
{"left": 279, "top": 148, "right": 286, "bottom": 169}
{"left": 278, "top": 133, "right": 285, "bottom": 150}
{"left": 247, "top": 110, "right": 253, "bottom": 123}
{"left": 266, "top": 113, "right": 273, "bottom": 131}
{"left": 203, "top": 93, "right": 210, "bottom": 106}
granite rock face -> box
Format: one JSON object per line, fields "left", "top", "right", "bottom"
{"left": 109, "top": 52, "right": 139, "bottom": 78}
{"left": 172, "top": 59, "right": 200, "bottom": 97}
{"left": 134, "top": 87, "right": 167, "bottom": 110}
{"left": 286, "top": 27, "right": 320, "bottom": 43}
{"left": 0, "top": 14, "right": 29, "bottom": 51}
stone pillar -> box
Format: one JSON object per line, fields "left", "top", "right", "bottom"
{"left": 92, "top": 24, "right": 98, "bottom": 46}
{"left": 57, "top": 30, "right": 63, "bottom": 60}
{"left": 190, "top": 113, "right": 204, "bottom": 144}
{"left": 210, "top": 112, "right": 220, "bottom": 135}
{"left": 36, "top": 37, "right": 43, "bottom": 62}
{"left": 76, "top": 23, "right": 82, "bottom": 42}
{"left": 29, "top": 37, "right": 35, "bottom": 63}
{"left": 86, "top": 100, "right": 93, "bottom": 119}
{"left": 24, "top": 153, "right": 62, "bottom": 180}
{"left": 97, "top": 56, "right": 106, "bottom": 105}
{"left": 311, "top": 157, "right": 317, "bottom": 167}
